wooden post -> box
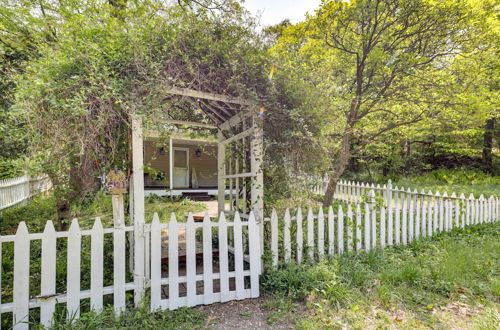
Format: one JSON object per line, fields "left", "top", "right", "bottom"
{"left": 112, "top": 195, "right": 126, "bottom": 314}
{"left": 131, "top": 115, "right": 145, "bottom": 306}
{"left": 251, "top": 115, "right": 264, "bottom": 253}
{"left": 217, "top": 130, "right": 226, "bottom": 215}
{"left": 169, "top": 137, "right": 174, "bottom": 199}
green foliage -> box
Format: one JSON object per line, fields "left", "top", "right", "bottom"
{"left": 262, "top": 222, "right": 500, "bottom": 327}
{"left": 44, "top": 305, "right": 206, "bottom": 329}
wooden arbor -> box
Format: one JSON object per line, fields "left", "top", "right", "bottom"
{"left": 130, "top": 85, "right": 264, "bottom": 232}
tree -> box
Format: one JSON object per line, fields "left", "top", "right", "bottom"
{"left": 12, "top": 0, "right": 269, "bottom": 224}
{"left": 270, "top": 0, "right": 497, "bottom": 205}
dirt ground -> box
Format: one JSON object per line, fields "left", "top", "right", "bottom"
{"left": 199, "top": 296, "right": 302, "bottom": 329}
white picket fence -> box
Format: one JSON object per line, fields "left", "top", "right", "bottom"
{"left": 0, "top": 211, "right": 261, "bottom": 329}
{"left": 268, "top": 191, "right": 500, "bottom": 266}
{"left": 0, "top": 175, "right": 52, "bottom": 211}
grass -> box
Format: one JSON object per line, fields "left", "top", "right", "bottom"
{"left": 42, "top": 305, "right": 206, "bottom": 329}
{"left": 389, "top": 169, "right": 499, "bottom": 198}
{"left": 0, "top": 192, "right": 207, "bottom": 234}
{"left": 261, "top": 222, "right": 500, "bottom": 329}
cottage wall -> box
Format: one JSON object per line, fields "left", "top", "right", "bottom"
{"left": 143, "top": 140, "right": 217, "bottom": 188}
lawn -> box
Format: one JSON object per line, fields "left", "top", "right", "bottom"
{"left": 261, "top": 222, "right": 500, "bottom": 329}
{"left": 0, "top": 192, "right": 207, "bottom": 234}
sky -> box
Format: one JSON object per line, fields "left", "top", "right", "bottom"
{"left": 243, "top": 0, "right": 322, "bottom": 27}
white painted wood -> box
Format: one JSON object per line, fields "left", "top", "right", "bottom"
{"left": 165, "top": 87, "right": 252, "bottom": 106}
{"left": 370, "top": 191, "right": 376, "bottom": 249}
{"left": 296, "top": 208, "right": 303, "bottom": 264}
{"left": 284, "top": 209, "right": 291, "bottom": 263}
{"left": 355, "top": 204, "right": 362, "bottom": 251}
{"left": 248, "top": 212, "right": 261, "bottom": 298}
{"left": 307, "top": 207, "right": 314, "bottom": 262}
{"left": 409, "top": 199, "right": 414, "bottom": 242}
{"left": 460, "top": 194, "right": 466, "bottom": 228}
{"left": 40, "top": 221, "right": 57, "bottom": 327}
{"left": 427, "top": 191, "right": 433, "bottom": 236}
{"left": 168, "top": 214, "right": 179, "bottom": 310}
{"left": 388, "top": 197, "right": 394, "bottom": 245}
{"left": 13, "top": 222, "right": 29, "bottom": 330}
{"left": 338, "top": 206, "right": 344, "bottom": 254}
{"left": 346, "top": 205, "right": 353, "bottom": 251}
{"left": 402, "top": 200, "right": 407, "bottom": 245}
{"left": 67, "top": 219, "right": 81, "bottom": 320}
{"left": 218, "top": 212, "right": 230, "bottom": 302}
{"left": 433, "top": 194, "right": 439, "bottom": 234}
{"left": 394, "top": 208, "right": 401, "bottom": 245}
{"left": 437, "top": 192, "right": 444, "bottom": 231}
{"left": 271, "top": 209, "right": 278, "bottom": 267}
{"left": 202, "top": 213, "right": 214, "bottom": 305}
{"left": 364, "top": 203, "right": 370, "bottom": 251}
{"left": 420, "top": 193, "right": 426, "bottom": 238}
{"left": 415, "top": 197, "right": 421, "bottom": 239}
{"left": 90, "top": 218, "right": 104, "bottom": 311}
{"left": 150, "top": 214, "right": 162, "bottom": 311}
{"left": 186, "top": 213, "right": 197, "bottom": 306}
{"left": 217, "top": 131, "right": 226, "bottom": 215}
{"left": 131, "top": 115, "right": 145, "bottom": 306}
{"left": 113, "top": 195, "right": 126, "bottom": 315}
{"left": 380, "top": 206, "right": 386, "bottom": 248}
{"left": 479, "top": 195, "right": 485, "bottom": 224}
{"left": 233, "top": 212, "right": 245, "bottom": 300}
{"left": 327, "top": 206, "right": 334, "bottom": 255}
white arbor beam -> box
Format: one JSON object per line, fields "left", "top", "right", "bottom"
{"left": 131, "top": 115, "right": 145, "bottom": 306}
{"left": 165, "top": 87, "right": 252, "bottom": 106}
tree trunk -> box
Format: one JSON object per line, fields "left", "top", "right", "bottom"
{"left": 482, "top": 117, "right": 495, "bottom": 173}
{"left": 323, "top": 132, "right": 351, "bottom": 206}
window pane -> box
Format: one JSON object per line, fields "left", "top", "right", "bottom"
{"left": 174, "top": 150, "right": 187, "bottom": 167}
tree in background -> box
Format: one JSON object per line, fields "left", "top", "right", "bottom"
{"left": 270, "top": 0, "right": 498, "bottom": 205}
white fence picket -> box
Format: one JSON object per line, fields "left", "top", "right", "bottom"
{"left": 13, "top": 222, "right": 29, "bottom": 330}
{"left": 402, "top": 200, "right": 408, "bottom": 245}
{"left": 150, "top": 214, "right": 161, "bottom": 311}
{"left": 380, "top": 206, "right": 386, "bottom": 248}
{"left": 202, "top": 213, "right": 214, "bottom": 305}
{"left": 296, "top": 208, "right": 303, "bottom": 264}
{"left": 346, "top": 205, "right": 353, "bottom": 251}
{"left": 318, "top": 207, "right": 325, "bottom": 259}
{"left": 90, "top": 218, "right": 104, "bottom": 311}
{"left": 168, "top": 214, "right": 179, "bottom": 310}
{"left": 307, "top": 208, "right": 314, "bottom": 261}
{"left": 67, "top": 219, "right": 81, "bottom": 320}
{"left": 40, "top": 221, "right": 57, "bottom": 327}
{"left": 328, "top": 206, "right": 335, "bottom": 255}
{"left": 284, "top": 209, "right": 291, "bottom": 263}
{"left": 355, "top": 204, "right": 361, "bottom": 251}
{"left": 248, "top": 212, "right": 260, "bottom": 298}
{"left": 186, "top": 214, "right": 197, "bottom": 306}
{"left": 364, "top": 203, "right": 370, "bottom": 251}
{"left": 114, "top": 223, "right": 126, "bottom": 314}
{"left": 338, "top": 206, "right": 344, "bottom": 254}
{"left": 233, "top": 213, "right": 245, "bottom": 300}
{"left": 271, "top": 209, "right": 278, "bottom": 267}
{"left": 218, "top": 213, "right": 230, "bottom": 302}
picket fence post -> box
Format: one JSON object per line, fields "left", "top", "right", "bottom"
{"left": 338, "top": 206, "right": 344, "bottom": 254}
{"left": 67, "top": 219, "right": 81, "bottom": 320}
{"left": 91, "top": 218, "right": 104, "bottom": 311}
{"left": 328, "top": 206, "right": 335, "bottom": 255}
{"left": 13, "top": 222, "right": 29, "bottom": 330}
{"left": 284, "top": 209, "right": 291, "bottom": 263}
{"left": 40, "top": 221, "right": 57, "bottom": 327}
{"left": 296, "top": 208, "right": 303, "bottom": 264}
{"left": 318, "top": 207, "right": 325, "bottom": 259}
{"left": 271, "top": 209, "right": 278, "bottom": 267}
